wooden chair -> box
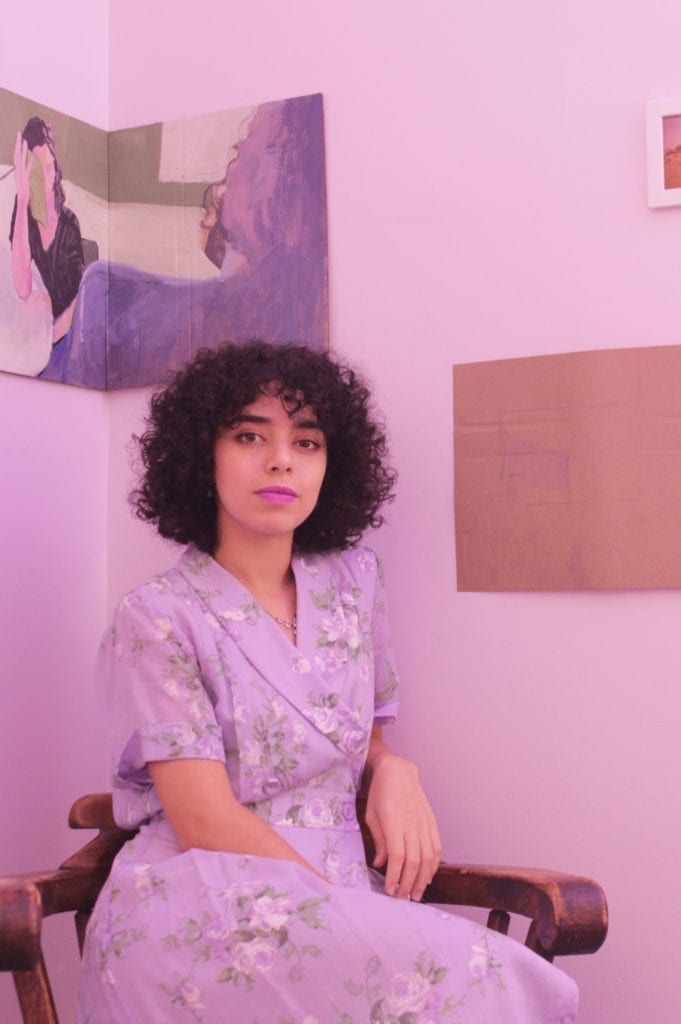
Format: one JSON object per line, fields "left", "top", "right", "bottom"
{"left": 0, "top": 793, "right": 608, "bottom": 1024}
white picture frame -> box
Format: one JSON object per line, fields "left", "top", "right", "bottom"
{"left": 646, "top": 98, "right": 681, "bottom": 207}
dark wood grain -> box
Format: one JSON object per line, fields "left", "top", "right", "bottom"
{"left": 422, "top": 862, "right": 608, "bottom": 961}
{"left": 13, "top": 958, "right": 58, "bottom": 1024}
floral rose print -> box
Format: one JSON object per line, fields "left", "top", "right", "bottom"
{"left": 376, "top": 662, "right": 398, "bottom": 705}
{"left": 384, "top": 970, "right": 433, "bottom": 1015}
{"left": 291, "top": 654, "right": 312, "bottom": 674}
{"left": 298, "top": 556, "right": 320, "bottom": 577}
{"left": 302, "top": 693, "right": 369, "bottom": 759}
{"left": 308, "top": 577, "right": 372, "bottom": 677}
{"left": 79, "top": 545, "right": 578, "bottom": 1023}
{"left": 341, "top": 951, "right": 456, "bottom": 1024}
{"left": 354, "top": 548, "right": 378, "bottom": 574}
{"left": 220, "top": 600, "right": 260, "bottom": 624}
{"left": 133, "top": 863, "right": 168, "bottom": 902}
{"left": 154, "top": 883, "right": 330, "bottom": 1019}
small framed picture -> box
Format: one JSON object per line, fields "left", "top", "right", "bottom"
{"left": 646, "top": 99, "right": 681, "bottom": 207}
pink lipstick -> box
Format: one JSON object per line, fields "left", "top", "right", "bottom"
{"left": 256, "top": 486, "right": 297, "bottom": 504}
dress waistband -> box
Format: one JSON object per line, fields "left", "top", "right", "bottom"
{"left": 248, "top": 789, "right": 360, "bottom": 832}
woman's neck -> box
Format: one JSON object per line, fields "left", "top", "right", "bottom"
{"left": 37, "top": 199, "right": 59, "bottom": 248}
{"left": 213, "top": 532, "right": 294, "bottom": 604}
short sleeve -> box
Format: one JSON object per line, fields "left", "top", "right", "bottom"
{"left": 366, "top": 551, "right": 400, "bottom": 725}
{"left": 51, "top": 209, "right": 84, "bottom": 316}
{"left": 97, "top": 585, "right": 226, "bottom": 819}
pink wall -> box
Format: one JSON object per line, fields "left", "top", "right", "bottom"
{"left": 0, "top": 6, "right": 110, "bottom": 1021}
{"left": 106, "top": 4, "right": 681, "bottom": 1021}
{"left": 3, "top": 1, "right": 681, "bottom": 1021}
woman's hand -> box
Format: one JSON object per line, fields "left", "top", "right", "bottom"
{"left": 10, "top": 132, "right": 34, "bottom": 301}
{"left": 13, "top": 132, "right": 31, "bottom": 208}
{"left": 363, "top": 731, "right": 442, "bottom": 902}
{"left": 149, "top": 758, "right": 327, "bottom": 883}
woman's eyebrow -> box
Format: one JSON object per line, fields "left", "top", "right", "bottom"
{"left": 231, "top": 413, "right": 322, "bottom": 430}
{"left": 292, "top": 416, "right": 323, "bottom": 430}
{"left": 233, "top": 414, "right": 270, "bottom": 425}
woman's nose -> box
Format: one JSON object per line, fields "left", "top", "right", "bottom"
{"left": 265, "top": 440, "right": 292, "bottom": 472}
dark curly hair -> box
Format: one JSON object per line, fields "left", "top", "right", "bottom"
{"left": 133, "top": 341, "right": 396, "bottom": 554}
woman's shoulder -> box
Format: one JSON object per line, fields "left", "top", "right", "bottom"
{"left": 297, "top": 545, "right": 384, "bottom": 590}
{"left": 59, "top": 206, "right": 80, "bottom": 227}
{"left": 109, "top": 562, "right": 201, "bottom": 630}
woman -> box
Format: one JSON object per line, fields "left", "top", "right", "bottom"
{"left": 78, "top": 341, "right": 578, "bottom": 1022}
{"left": 39, "top": 95, "right": 327, "bottom": 390}
{"left": 9, "top": 117, "right": 84, "bottom": 347}
{"left": 199, "top": 182, "right": 230, "bottom": 271}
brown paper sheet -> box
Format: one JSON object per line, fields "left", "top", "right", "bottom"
{"left": 453, "top": 345, "right": 681, "bottom": 590}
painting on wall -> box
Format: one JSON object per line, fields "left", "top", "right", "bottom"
{"left": 0, "top": 88, "right": 328, "bottom": 389}
{"left": 453, "top": 345, "right": 681, "bottom": 591}
{"left": 646, "top": 98, "right": 681, "bottom": 208}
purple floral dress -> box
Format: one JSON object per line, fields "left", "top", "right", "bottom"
{"left": 77, "top": 545, "right": 578, "bottom": 1023}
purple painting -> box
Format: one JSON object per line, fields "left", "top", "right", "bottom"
{"left": 0, "top": 90, "right": 328, "bottom": 389}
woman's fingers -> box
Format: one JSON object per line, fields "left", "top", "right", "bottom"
{"left": 380, "top": 817, "right": 428, "bottom": 900}
{"left": 383, "top": 834, "right": 405, "bottom": 896}
{"left": 394, "top": 832, "right": 421, "bottom": 899}
{"left": 363, "top": 750, "right": 443, "bottom": 901}
{"left": 394, "top": 823, "right": 439, "bottom": 901}
{"left": 13, "top": 133, "right": 31, "bottom": 202}
{"left": 16, "top": 136, "right": 28, "bottom": 171}
{"left": 411, "top": 845, "right": 432, "bottom": 901}
{"left": 393, "top": 811, "right": 442, "bottom": 900}
{"left": 370, "top": 808, "right": 404, "bottom": 894}
{"left": 411, "top": 821, "right": 442, "bottom": 900}
{"left": 369, "top": 816, "right": 388, "bottom": 869}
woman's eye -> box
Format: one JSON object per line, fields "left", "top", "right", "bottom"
{"left": 296, "top": 438, "right": 321, "bottom": 451}
{"left": 235, "top": 431, "right": 262, "bottom": 444}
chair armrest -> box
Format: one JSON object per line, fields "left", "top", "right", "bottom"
{"left": 423, "top": 862, "right": 608, "bottom": 960}
{"left": 0, "top": 867, "right": 106, "bottom": 971}
{"left": 68, "top": 792, "right": 119, "bottom": 831}
{"left": 356, "top": 796, "right": 608, "bottom": 961}
{"left": 0, "top": 795, "right": 135, "bottom": 973}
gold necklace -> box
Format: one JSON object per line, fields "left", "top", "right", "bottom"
{"left": 267, "top": 611, "right": 298, "bottom": 642}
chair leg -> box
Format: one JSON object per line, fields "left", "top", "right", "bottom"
{"left": 525, "top": 920, "right": 554, "bottom": 963}
{"left": 486, "top": 909, "right": 510, "bottom": 934}
{"left": 13, "top": 955, "right": 59, "bottom": 1024}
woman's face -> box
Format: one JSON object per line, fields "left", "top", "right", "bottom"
{"left": 31, "top": 144, "right": 56, "bottom": 197}
{"left": 198, "top": 202, "right": 217, "bottom": 254}
{"left": 200, "top": 204, "right": 217, "bottom": 231}
{"left": 213, "top": 389, "right": 327, "bottom": 548}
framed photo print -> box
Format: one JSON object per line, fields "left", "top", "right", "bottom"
{"left": 646, "top": 98, "right": 681, "bottom": 207}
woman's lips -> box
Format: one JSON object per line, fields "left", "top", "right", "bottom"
{"left": 256, "top": 487, "right": 297, "bottom": 504}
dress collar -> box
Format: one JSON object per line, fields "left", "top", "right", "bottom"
{"left": 174, "top": 545, "right": 373, "bottom": 759}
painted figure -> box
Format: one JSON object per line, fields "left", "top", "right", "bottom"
{"left": 199, "top": 181, "right": 230, "bottom": 270}
{"left": 9, "top": 117, "right": 84, "bottom": 347}
{"left": 35, "top": 94, "right": 327, "bottom": 390}
{"left": 77, "top": 341, "right": 579, "bottom": 1022}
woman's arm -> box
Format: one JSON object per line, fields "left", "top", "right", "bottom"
{"left": 10, "top": 132, "right": 33, "bottom": 301}
{"left": 362, "top": 726, "right": 442, "bottom": 902}
{"left": 52, "top": 296, "right": 76, "bottom": 342}
{"left": 149, "top": 758, "right": 327, "bottom": 881}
